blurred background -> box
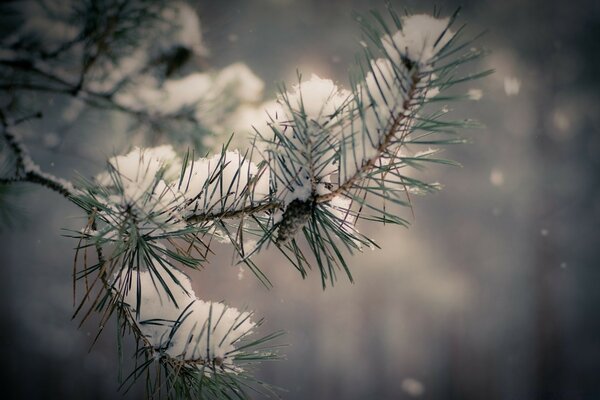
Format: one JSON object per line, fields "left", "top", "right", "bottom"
{"left": 1, "top": 0, "right": 599, "bottom": 399}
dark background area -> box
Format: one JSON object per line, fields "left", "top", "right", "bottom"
{"left": 1, "top": 0, "right": 599, "bottom": 399}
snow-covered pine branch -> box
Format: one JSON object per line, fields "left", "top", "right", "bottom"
{"left": 0, "top": 3, "right": 487, "bottom": 399}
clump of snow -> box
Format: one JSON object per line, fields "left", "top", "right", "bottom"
{"left": 114, "top": 257, "right": 194, "bottom": 345}
{"left": 284, "top": 74, "right": 350, "bottom": 127}
{"left": 96, "top": 145, "right": 181, "bottom": 198}
{"left": 92, "top": 146, "right": 186, "bottom": 236}
{"left": 117, "top": 73, "right": 212, "bottom": 114}
{"left": 364, "top": 58, "right": 401, "bottom": 111}
{"left": 382, "top": 14, "right": 452, "bottom": 65}
{"left": 166, "top": 300, "right": 255, "bottom": 362}
{"left": 271, "top": 75, "right": 351, "bottom": 205}
{"left": 92, "top": 145, "right": 270, "bottom": 237}
{"left": 214, "top": 63, "right": 265, "bottom": 104}
{"left": 114, "top": 262, "right": 255, "bottom": 367}
{"left": 340, "top": 15, "right": 452, "bottom": 182}
{"left": 177, "top": 150, "right": 269, "bottom": 216}
{"left": 221, "top": 100, "right": 282, "bottom": 150}
{"left": 115, "top": 63, "right": 265, "bottom": 124}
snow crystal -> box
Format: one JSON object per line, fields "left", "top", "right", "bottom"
{"left": 504, "top": 77, "right": 521, "bottom": 96}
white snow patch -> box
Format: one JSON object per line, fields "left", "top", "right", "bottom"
{"left": 177, "top": 150, "right": 269, "bottom": 216}
{"left": 271, "top": 75, "right": 351, "bottom": 205}
{"left": 382, "top": 14, "right": 452, "bottom": 65}
{"left": 114, "top": 263, "right": 255, "bottom": 366}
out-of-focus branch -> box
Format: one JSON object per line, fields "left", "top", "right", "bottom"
{"left": 0, "top": 110, "right": 75, "bottom": 198}
{"left": 0, "top": 57, "right": 201, "bottom": 126}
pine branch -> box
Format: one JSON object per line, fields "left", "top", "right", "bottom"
{"left": 0, "top": 111, "right": 75, "bottom": 198}
{"left": 184, "top": 201, "right": 281, "bottom": 224}
{"left": 1, "top": 3, "right": 489, "bottom": 398}
{"left": 316, "top": 70, "right": 420, "bottom": 204}
{"left": 0, "top": 57, "right": 202, "bottom": 126}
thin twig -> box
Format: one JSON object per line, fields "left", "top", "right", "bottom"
{"left": 0, "top": 111, "right": 75, "bottom": 198}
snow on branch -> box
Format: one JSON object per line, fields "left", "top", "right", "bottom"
{"left": 1, "top": 3, "right": 487, "bottom": 399}
{"left": 113, "top": 258, "right": 258, "bottom": 369}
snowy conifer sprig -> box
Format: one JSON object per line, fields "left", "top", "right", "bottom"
{"left": 251, "top": 7, "right": 490, "bottom": 287}
{"left": 68, "top": 7, "right": 488, "bottom": 395}
{"left": 0, "top": 3, "right": 487, "bottom": 399}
